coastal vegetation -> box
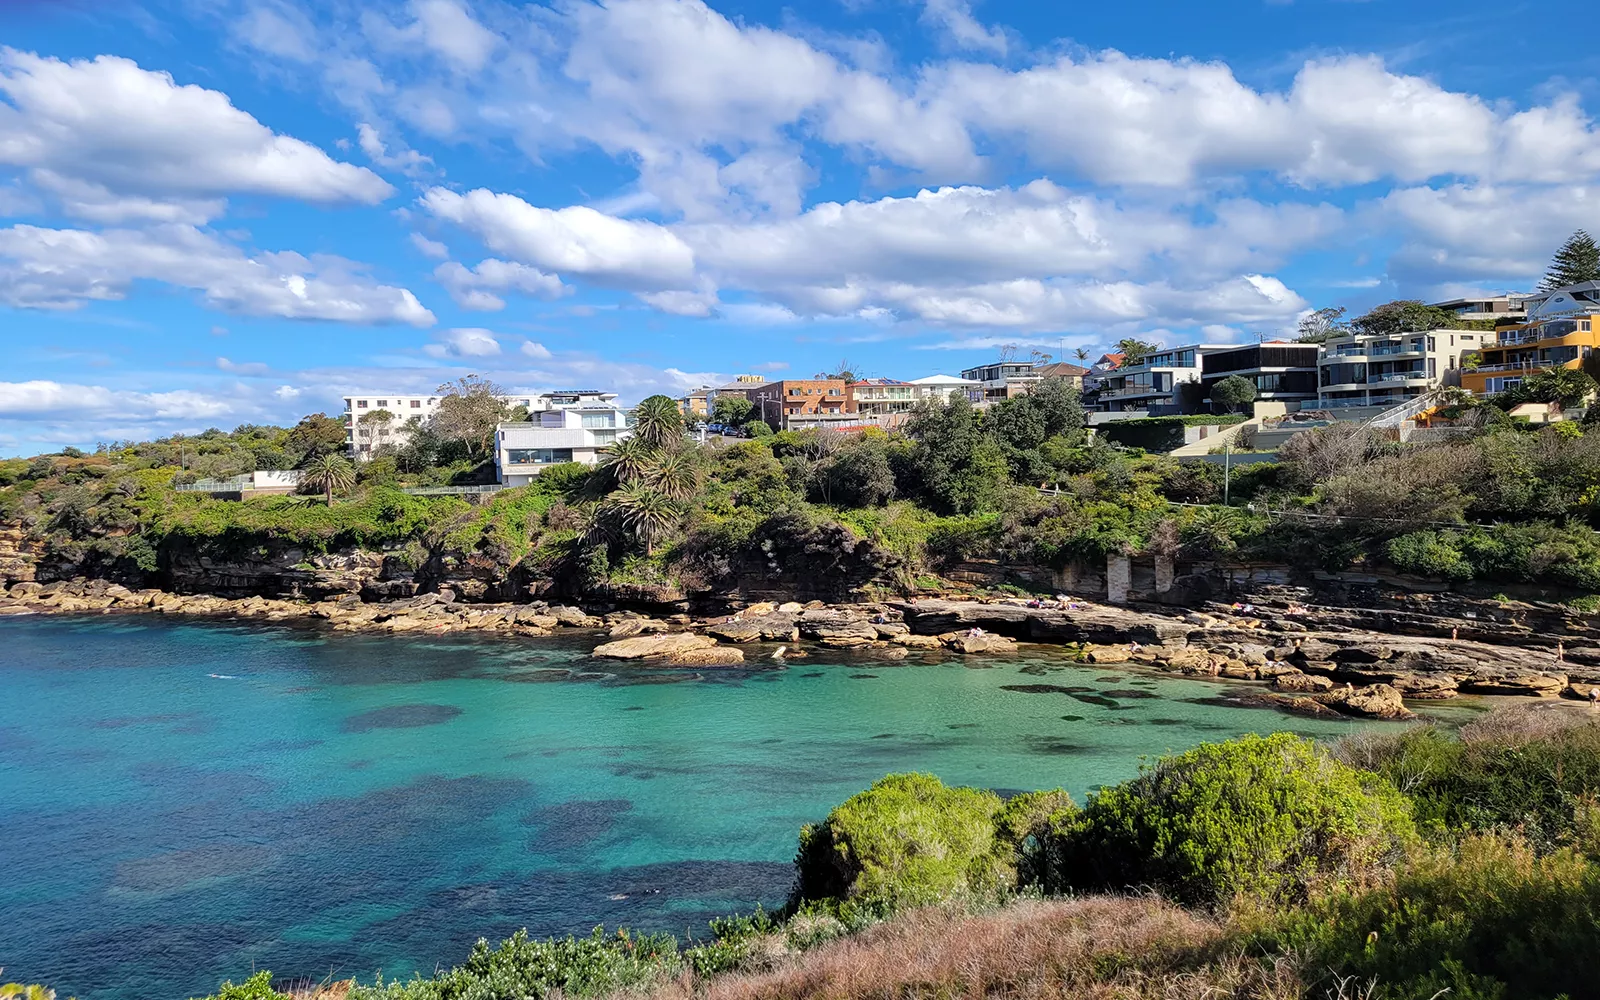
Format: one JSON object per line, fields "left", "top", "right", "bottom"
{"left": 175, "top": 706, "right": 1600, "bottom": 1000}
{"left": 12, "top": 362, "right": 1600, "bottom": 602}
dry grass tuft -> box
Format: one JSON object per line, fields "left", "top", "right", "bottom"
{"left": 1458, "top": 701, "right": 1596, "bottom": 746}
{"left": 641, "top": 897, "right": 1304, "bottom": 1000}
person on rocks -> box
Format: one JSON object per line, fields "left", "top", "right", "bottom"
{"left": 1589, "top": 686, "right": 1598, "bottom": 708}
{"left": 1558, "top": 640, "right": 1566, "bottom": 665}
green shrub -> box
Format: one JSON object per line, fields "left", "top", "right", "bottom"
{"left": 191, "top": 971, "right": 289, "bottom": 1000}
{"left": 993, "top": 789, "right": 1077, "bottom": 890}
{"left": 1096, "top": 418, "right": 1188, "bottom": 453}
{"left": 792, "top": 773, "right": 1013, "bottom": 912}
{"left": 1260, "top": 835, "right": 1600, "bottom": 1000}
{"left": 351, "top": 927, "right": 678, "bottom": 1000}
{"left": 1385, "top": 530, "right": 1474, "bottom": 580}
{"left": 1338, "top": 718, "right": 1600, "bottom": 850}
{"left": 1057, "top": 734, "right": 1415, "bottom": 905}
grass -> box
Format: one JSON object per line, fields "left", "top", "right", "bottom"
{"left": 637, "top": 898, "right": 1302, "bottom": 1000}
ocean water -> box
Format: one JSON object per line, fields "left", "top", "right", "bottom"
{"left": 0, "top": 615, "right": 1475, "bottom": 999}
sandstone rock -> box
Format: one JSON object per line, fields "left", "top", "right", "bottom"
{"left": 1184, "top": 612, "right": 1221, "bottom": 627}
{"left": 1563, "top": 681, "right": 1600, "bottom": 701}
{"left": 1291, "top": 638, "right": 1340, "bottom": 662}
{"left": 1460, "top": 673, "right": 1566, "bottom": 698}
{"left": 1318, "top": 683, "right": 1415, "bottom": 720}
{"left": 873, "top": 621, "right": 911, "bottom": 639}
{"left": 550, "top": 606, "right": 603, "bottom": 628}
{"left": 668, "top": 646, "right": 746, "bottom": 666}
{"left": 1391, "top": 673, "right": 1459, "bottom": 699}
{"left": 1272, "top": 672, "right": 1334, "bottom": 693}
{"left": 593, "top": 633, "right": 718, "bottom": 660}
{"left": 1159, "top": 648, "right": 1221, "bottom": 675}
{"left": 1256, "top": 660, "right": 1299, "bottom": 678}
{"left": 1083, "top": 644, "right": 1130, "bottom": 664}
{"left": 891, "top": 634, "right": 942, "bottom": 650}
{"left": 875, "top": 645, "right": 910, "bottom": 660}
{"left": 1300, "top": 660, "right": 1338, "bottom": 676}
{"left": 799, "top": 610, "right": 878, "bottom": 647}
{"left": 709, "top": 611, "right": 798, "bottom": 643}
{"left": 778, "top": 602, "right": 804, "bottom": 613}
{"left": 1219, "top": 663, "right": 1258, "bottom": 680}
{"left": 743, "top": 601, "right": 776, "bottom": 615}
{"left": 1332, "top": 644, "right": 1393, "bottom": 663}
{"left": 608, "top": 619, "right": 650, "bottom": 639}
{"left": 941, "top": 632, "right": 1018, "bottom": 655}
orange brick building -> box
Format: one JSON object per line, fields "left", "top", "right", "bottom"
{"left": 743, "top": 379, "right": 856, "bottom": 425}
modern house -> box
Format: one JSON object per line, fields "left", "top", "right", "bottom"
{"left": 744, "top": 379, "right": 855, "bottom": 428}
{"left": 959, "top": 360, "right": 1041, "bottom": 402}
{"left": 1317, "top": 329, "right": 1493, "bottom": 410}
{"left": 531, "top": 390, "right": 619, "bottom": 411}
{"left": 1030, "top": 362, "right": 1090, "bottom": 389}
{"left": 1459, "top": 282, "right": 1600, "bottom": 396}
{"left": 1085, "top": 344, "right": 1230, "bottom": 413}
{"left": 849, "top": 378, "right": 917, "bottom": 420}
{"left": 906, "top": 374, "right": 985, "bottom": 405}
{"left": 342, "top": 393, "right": 443, "bottom": 461}
{"left": 1199, "top": 342, "right": 1321, "bottom": 412}
{"left": 494, "top": 400, "right": 635, "bottom": 485}
{"left": 1429, "top": 294, "right": 1529, "bottom": 325}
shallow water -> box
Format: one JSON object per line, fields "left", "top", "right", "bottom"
{"left": 0, "top": 615, "right": 1478, "bottom": 999}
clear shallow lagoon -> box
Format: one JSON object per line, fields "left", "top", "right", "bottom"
{"left": 0, "top": 615, "right": 1475, "bottom": 999}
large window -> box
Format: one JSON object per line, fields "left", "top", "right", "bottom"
{"left": 506, "top": 448, "right": 574, "bottom": 465}
{"left": 581, "top": 413, "right": 615, "bottom": 428}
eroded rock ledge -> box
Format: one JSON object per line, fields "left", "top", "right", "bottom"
{"left": 3, "top": 580, "right": 1590, "bottom": 721}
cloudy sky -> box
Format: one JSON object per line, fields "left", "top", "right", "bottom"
{"left": 2, "top": 0, "right": 1598, "bottom": 453}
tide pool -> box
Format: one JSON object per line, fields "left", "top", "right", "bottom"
{"left": 0, "top": 615, "right": 1470, "bottom": 999}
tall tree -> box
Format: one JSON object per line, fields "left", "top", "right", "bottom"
{"left": 1072, "top": 347, "right": 1091, "bottom": 364}
{"left": 1114, "top": 338, "right": 1161, "bottom": 365}
{"left": 286, "top": 413, "right": 347, "bottom": 460}
{"left": 300, "top": 453, "right": 355, "bottom": 505}
{"left": 598, "top": 435, "right": 657, "bottom": 488}
{"left": 602, "top": 481, "right": 680, "bottom": 556}
{"left": 632, "top": 394, "right": 685, "bottom": 450}
{"left": 1349, "top": 301, "right": 1457, "bottom": 338}
{"left": 434, "top": 375, "right": 508, "bottom": 462}
{"left": 1296, "top": 306, "right": 1348, "bottom": 343}
{"left": 711, "top": 395, "right": 755, "bottom": 427}
{"left": 1210, "top": 375, "right": 1258, "bottom": 414}
{"left": 1541, "top": 230, "right": 1600, "bottom": 291}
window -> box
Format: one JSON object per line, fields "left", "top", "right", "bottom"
{"left": 357, "top": 400, "right": 368, "bottom": 408}
{"left": 789, "top": 388, "right": 803, "bottom": 396}
{"left": 410, "top": 400, "right": 421, "bottom": 408}
{"left": 581, "top": 413, "right": 614, "bottom": 428}
{"left": 591, "top": 430, "right": 618, "bottom": 444}
{"left": 377, "top": 400, "right": 387, "bottom": 407}
{"left": 506, "top": 448, "right": 573, "bottom": 464}
{"left": 828, "top": 388, "right": 840, "bottom": 396}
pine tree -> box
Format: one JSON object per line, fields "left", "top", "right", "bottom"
{"left": 1540, "top": 230, "right": 1600, "bottom": 291}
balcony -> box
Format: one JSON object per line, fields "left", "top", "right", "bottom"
{"left": 1470, "top": 362, "right": 1539, "bottom": 374}
{"left": 1369, "top": 345, "right": 1425, "bottom": 358}
{"left": 1368, "top": 372, "right": 1429, "bottom": 384}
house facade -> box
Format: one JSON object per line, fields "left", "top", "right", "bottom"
{"left": 1459, "top": 282, "right": 1600, "bottom": 396}
{"left": 494, "top": 402, "right": 635, "bottom": 485}
{"left": 959, "top": 360, "right": 1040, "bottom": 402}
{"left": 1318, "top": 329, "right": 1492, "bottom": 409}
{"left": 850, "top": 378, "right": 917, "bottom": 419}
{"left": 906, "top": 374, "right": 984, "bottom": 405}
{"left": 1199, "top": 343, "right": 1321, "bottom": 411}
{"left": 342, "top": 393, "right": 443, "bottom": 461}
{"left": 1086, "top": 344, "right": 1229, "bottom": 413}
{"left": 744, "top": 378, "right": 855, "bottom": 427}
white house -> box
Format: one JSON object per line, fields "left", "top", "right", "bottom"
{"left": 906, "top": 374, "right": 984, "bottom": 404}
{"left": 495, "top": 401, "right": 635, "bottom": 485}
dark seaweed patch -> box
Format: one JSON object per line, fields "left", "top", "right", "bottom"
{"left": 1000, "top": 684, "right": 1092, "bottom": 695}
{"left": 1100, "top": 689, "right": 1159, "bottom": 699}
{"left": 1024, "top": 736, "right": 1090, "bottom": 755}
{"left": 849, "top": 673, "right": 879, "bottom": 679}
{"left": 1060, "top": 714, "right": 1085, "bottom": 722}
{"left": 1067, "top": 693, "right": 1124, "bottom": 709}
{"left": 340, "top": 704, "right": 462, "bottom": 733}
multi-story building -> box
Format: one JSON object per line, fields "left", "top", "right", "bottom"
{"left": 677, "top": 388, "right": 710, "bottom": 419}
{"left": 906, "top": 374, "right": 985, "bottom": 405}
{"left": 532, "top": 389, "right": 619, "bottom": 411}
{"left": 1460, "top": 282, "right": 1600, "bottom": 395}
{"left": 342, "top": 392, "right": 443, "bottom": 461}
{"left": 1318, "top": 329, "right": 1493, "bottom": 409}
{"left": 850, "top": 378, "right": 917, "bottom": 419}
{"left": 1030, "top": 362, "right": 1090, "bottom": 389}
{"left": 494, "top": 400, "right": 635, "bottom": 485}
{"left": 745, "top": 379, "right": 855, "bottom": 428}
{"left": 1430, "top": 293, "right": 1529, "bottom": 325}
{"left": 1199, "top": 342, "right": 1320, "bottom": 411}
{"left": 959, "top": 360, "right": 1040, "bottom": 401}
{"left": 1086, "top": 344, "right": 1230, "bottom": 413}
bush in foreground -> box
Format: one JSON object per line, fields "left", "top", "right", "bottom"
{"left": 1056, "top": 733, "right": 1415, "bottom": 905}
{"left": 792, "top": 773, "right": 1014, "bottom": 913}
{"left": 1260, "top": 834, "right": 1600, "bottom": 1000}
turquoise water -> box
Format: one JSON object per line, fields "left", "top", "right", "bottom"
{"left": 0, "top": 615, "right": 1469, "bottom": 999}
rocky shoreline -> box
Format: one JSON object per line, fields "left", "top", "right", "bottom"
{"left": 4, "top": 578, "right": 1596, "bottom": 721}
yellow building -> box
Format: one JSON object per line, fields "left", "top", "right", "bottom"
{"left": 1460, "top": 282, "right": 1600, "bottom": 395}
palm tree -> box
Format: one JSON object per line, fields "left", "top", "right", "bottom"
{"left": 1073, "top": 347, "right": 1091, "bottom": 364}
{"left": 300, "top": 453, "right": 355, "bottom": 505}
{"left": 648, "top": 449, "right": 702, "bottom": 501}
{"left": 603, "top": 481, "right": 680, "bottom": 556}
{"left": 1, "top": 985, "right": 57, "bottom": 1000}
{"left": 599, "top": 435, "right": 656, "bottom": 487}
{"left": 632, "top": 394, "right": 685, "bottom": 451}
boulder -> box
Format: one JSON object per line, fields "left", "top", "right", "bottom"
{"left": 1159, "top": 648, "right": 1221, "bottom": 675}
{"left": 743, "top": 601, "right": 777, "bottom": 615}
{"left": 709, "top": 611, "right": 798, "bottom": 643}
{"left": 1332, "top": 644, "right": 1393, "bottom": 664}
{"left": 593, "top": 633, "right": 718, "bottom": 660}
{"left": 873, "top": 621, "right": 911, "bottom": 639}
{"left": 941, "top": 632, "right": 1018, "bottom": 655}
{"left": 891, "top": 634, "right": 942, "bottom": 650}
{"left": 1219, "top": 662, "right": 1258, "bottom": 680}
{"left": 668, "top": 646, "right": 746, "bottom": 666}
{"left": 550, "top": 605, "right": 603, "bottom": 628}
{"left": 1290, "top": 638, "right": 1340, "bottom": 662}
{"left": 1391, "top": 673, "right": 1460, "bottom": 700}
{"left": 607, "top": 619, "right": 650, "bottom": 639}
{"left": 1317, "top": 683, "right": 1415, "bottom": 720}
{"left": 1272, "top": 672, "right": 1334, "bottom": 694}
{"left": 1563, "top": 681, "right": 1600, "bottom": 701}
{"left": 778, "top": 602, "right": 805, "bottom": 613}
{"left": 799, "top": 610, "right": 879, "bottom": 647}
{"left": 1460, "top": 673, "right": 1566, "bottom": 698}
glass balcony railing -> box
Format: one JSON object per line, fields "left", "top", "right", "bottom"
{"left": 1368, "top": 372, "right": 1428, "bottom": 383}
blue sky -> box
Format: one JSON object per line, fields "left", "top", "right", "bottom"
{"left": 2, "top": 0, "right": 1599, "bottom": 454}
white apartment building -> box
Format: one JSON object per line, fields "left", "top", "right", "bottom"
{"left": 343, "top": 393, "right": 443, "bottom": 461}
{"left": 1317, "top": 329, "right": 1493, "bottom": 410}
{"left": 850, "top": 379, "right": 917, "bottom": 419}
{"left": 906, "top": 374, "right": 985, "bottom": 405}
{"left": 1087, "top": 344, "right": 1230, "bottom": 413}
{"left": 495, "top": 401, "right": 635, "bottom": 485}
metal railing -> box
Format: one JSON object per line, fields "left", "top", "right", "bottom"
{"left": 1368, "top": 372, "right": 1428, "bottom": 384}
{"left": 401, "top": 484, "right": 507, "bottom": 496}
{"left": 174, "top": 478, "right": 251, "bottom": 493}
{"left": 1470, "top": 361, "right": 1540, "bottom": 374}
